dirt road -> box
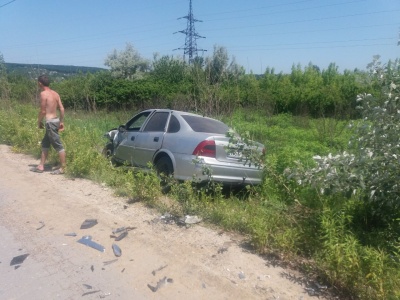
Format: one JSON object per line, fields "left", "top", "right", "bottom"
{"left": 0, "top": 144, "right": 322, "bottom": 300}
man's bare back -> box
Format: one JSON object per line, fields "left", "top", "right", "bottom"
{"left": 41, "top": 89, "right": 62, "bottom": 118}
{"left": 38, "top": 87, "right": 64, "bottom": 131}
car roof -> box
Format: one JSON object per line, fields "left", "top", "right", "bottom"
{"left": 142, "top": 109, "right": 220, "bottom": 121}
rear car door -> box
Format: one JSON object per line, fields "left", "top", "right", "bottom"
{"left": 132, "top": 111, "right": 170, "bottom": 167}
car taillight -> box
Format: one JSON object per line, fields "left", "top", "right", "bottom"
{"left": 192, "top": 140, "right": 216, "bottom": 158}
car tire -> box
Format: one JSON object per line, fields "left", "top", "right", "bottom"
{"left": 102, "top": 142, "right": 114, "bottom": 158}
{"left": 155, "top": 156, "right": 174, "bottom": 193}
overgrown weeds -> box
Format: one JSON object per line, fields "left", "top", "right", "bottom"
{"left": 1, "top": 99, "right": 399, "bottom": 299}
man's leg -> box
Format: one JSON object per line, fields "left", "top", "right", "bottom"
{"left": 38, "top": 127, "right": 51, "bottom": 172}
{"left": 59, "top": 150, "right": 66, "bottom": 172}
{"left": 47, "top": 120, "right": 65, "bottom": 173}
{"left": 37, "top": 149, "right": 49, "bottom": 171}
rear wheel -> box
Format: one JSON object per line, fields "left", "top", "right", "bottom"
{"left": 155, "top": 156, "right": 174, "bottom": 193}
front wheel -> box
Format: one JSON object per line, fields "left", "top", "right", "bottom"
{"left": 102, "top": 142, "right": 114, "bottom": 158}
{"left": 155, "top": 156, "right": 174, "bottom": 193}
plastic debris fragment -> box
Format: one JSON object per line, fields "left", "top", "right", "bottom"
{"left": 80, "top": 219, "right": 98, "bottom": 229}
{"left": 10, "top": 253, "right": 29, "bottom": 266}
{"left": 305, "top": 287, "right": 316, "bottom": 296}
{"left": 184, "top": 215, "right": 202, "bottom": 224}
{"left": 112, "top": 227, "right": 126, "bottom": 234}
{"left": 315, "top": 282, "right": 328, "bottom": 290}
{"left": 176, "top": 217, "right": 186, "bottom": 226}
{"left": 77, "top": 236, "right": 105, "bottom": 252}
{"left": 82, "top": 284, "right": 92, "bottom": 289}
{"left": 82, "top": 290, "right": 100, "bottom": 296}
{"left": 151, "top": 264, "right": 168, "bottom": 276}
{"left": 159, "top": 213, "right": 176, "bottom": 224}
{"left": 114, "top": 231, "right": 128, "bottom": 241}
{"left": 103, "top": 259, "right": 118, "bottom": 266}
{"left": 147, "top": 276, "right": 173, "bottom": 292}
{"left": 64, "top": 232, "right": 77, "bottom": 237}
{"left": 36, "top": 221, "right": 45, "bottom": 230}
{"left": 112, "top": 243, "right": 121, "bottom": 257}
{"left": 304, "top": 281, "right": 328, "bottom": 297}
{"left": 239, "top": 271, "right": 246, "bottom": 279}
{"left": 100, "top": 292, "right": 111, "bottom": 298}
{"left": 111, "top": 226, "right": 135, "bottom": 236}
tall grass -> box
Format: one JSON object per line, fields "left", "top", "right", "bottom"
{"left": 1, "top": 99, "right": 399, "bottom": 299}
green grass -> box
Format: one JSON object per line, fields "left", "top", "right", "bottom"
{"left": 1, "top": 99, "right": 399, "bottom": 299}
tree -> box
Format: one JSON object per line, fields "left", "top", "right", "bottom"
{"left": 0, "top": 53, "right": 10, "bottom": 100}
{"left": 288, "top": 56, "right": 400, "bottom": 220}
{"left": 203, "top": 45, "right": 244, "bottom": 85}
{"left": 191, "top": 45, "right": 246, "bottom": 115}
{"left": 151, "top": 54, "right": 187, "bottom": 84}
{"left": 301, "top": 62, "right": 324, "bottom": 116}
{"left": 104, "top": 43, "right": 149, "bottom": 80}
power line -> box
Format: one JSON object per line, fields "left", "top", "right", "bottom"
{"left": 2, "top": 1, "right": 397, "bottom": 70}
{"left": 0, "top": 0, "right": 16, "bottom": 8}
{"left": 201, "top": 9, "right": 400, "bottom": 33}
{"left": 173, "top": 0, "right": 206, "bottom": 64}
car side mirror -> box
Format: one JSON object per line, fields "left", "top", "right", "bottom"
{"left": 118, "top": 125, "right": 126, "bottom": 133}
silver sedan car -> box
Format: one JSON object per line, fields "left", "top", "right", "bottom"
{"left": 103, "top": 109, "right": 264, "bottom": 185}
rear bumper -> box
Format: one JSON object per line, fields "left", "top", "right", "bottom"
{"left": 173, "top": 154, "right": 264, "bottom": 185}
{"left": 202, "top": 163, "right": 263, "bottom": 185}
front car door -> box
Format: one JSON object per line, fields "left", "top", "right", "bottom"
{"left": 114, "top": 111, "right": 152, "bottom": 165}
{"left": 132, "top": 111, "right": 170, "bottom": 167}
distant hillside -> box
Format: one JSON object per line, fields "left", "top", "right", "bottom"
{"left": 5, "top": 62, "right": 107, "bottom": 80}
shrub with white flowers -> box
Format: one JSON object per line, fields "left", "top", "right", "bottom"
{"left": 287, "top": 56, "right": 400, "bottom": 216}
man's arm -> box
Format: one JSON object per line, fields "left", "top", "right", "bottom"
{"left": 57, "top": 96, "right": 65, "bottom": 131}
{"left": 38, "top": 93, "right": 46, "bottom": 129}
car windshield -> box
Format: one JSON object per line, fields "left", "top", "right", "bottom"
{"left": 182, "top": 115, "right": 229, "bottom": 134}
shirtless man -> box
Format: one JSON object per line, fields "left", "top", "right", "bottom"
{"left": 33, "top": 74, "right": 66, "bottom": 174}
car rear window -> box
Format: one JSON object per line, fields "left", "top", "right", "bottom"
{"left": 182, "top": 115, "right": 229, "bottom": 134}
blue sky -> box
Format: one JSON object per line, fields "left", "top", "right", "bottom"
{"left": 0, "top": 0, "right": 399, "bottom": 74}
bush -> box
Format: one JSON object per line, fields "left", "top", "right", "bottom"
{"left": 286, "top": 56, "right": 400, "bottom": 299}
{"left": 289, "top": 57, "right": 400, "bottom": 221}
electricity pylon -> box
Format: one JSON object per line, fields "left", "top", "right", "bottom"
{"left": 173, "top": 0, "right": 206, "bottom": 64}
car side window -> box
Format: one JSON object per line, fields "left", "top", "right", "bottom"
{"left": 126, "top": 112, "right": 151, "bottom": 131}
{"left": 167, "top": 115, "right": 180, "bottom": 133}
{"left": 143, "top": 112, "right": 169, "bottom": 132}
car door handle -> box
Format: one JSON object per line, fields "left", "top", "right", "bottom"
{"left": 131, "top": 136, "right": 135, "bottom": 141}
{"left": 153, "top": 137, "right": 159, "bottom": 142}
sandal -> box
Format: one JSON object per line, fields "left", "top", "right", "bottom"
{"left": 30, "top": 167, "right": 44, "bottom": 173}
{"left": 50, "top": 169, "right": 64, "bottom": 175}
